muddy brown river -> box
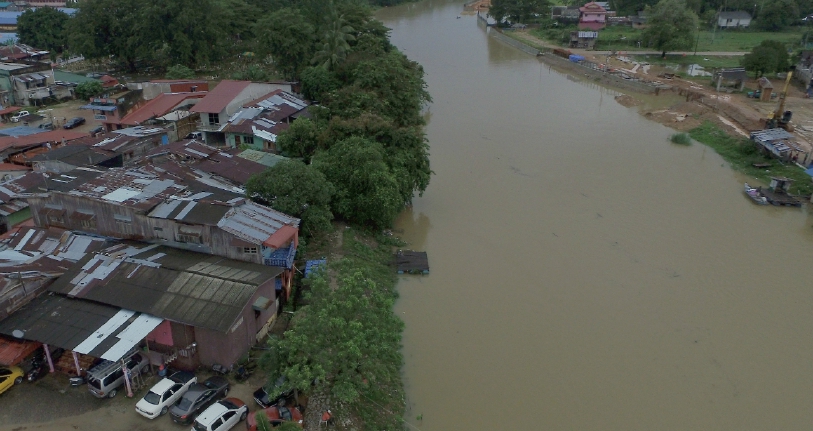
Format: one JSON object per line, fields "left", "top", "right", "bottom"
{"left": 380, "top": 2, "right": 813, "bottom": 430}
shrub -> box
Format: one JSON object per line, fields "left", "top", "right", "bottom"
{"left": 670, "top": 132, "right": 692, "bottom": 145}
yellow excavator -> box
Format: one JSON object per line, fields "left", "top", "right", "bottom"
{"left": 765, "top": 66, "right": 796, "bottom": 131}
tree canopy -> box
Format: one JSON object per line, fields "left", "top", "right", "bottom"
{"left": 642, "top": 0, "right": 699, "bottom": 57}
{"left": 17, "top": 8, "right": 69, "bottom": 59}
{"left": 245, "top": 159, "right": 335, "bottom": 235}
{"left": 489, "top": 0, "right": 551, "bottom": 25}
{"left": 742, "top": 40, "right": 790, "bottom": 77}
{"left": 756, "top": 0, "right": 799, "bottom": 30}
{"left": 312, "top": 137, "right": 403, "bottom": 229}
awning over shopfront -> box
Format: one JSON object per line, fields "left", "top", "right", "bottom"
{"left": 0, "top": 293, "right": 163, "bottom": 362}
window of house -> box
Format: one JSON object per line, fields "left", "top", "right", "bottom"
{"left": 208, "top": 113, "right": 219, "bottom": 125}
{"left": 48, "top": 213, "right": 64, "bottom": 225}
{"left": 243, "top": 136, "right": 254, "bottom": 145}
{"left": 154, "top": 226, "right": 163, "bottom": 231}
{"left": 243, "top": 247, "right": 257, "bottom": 254}
{"left": 80, "top": 217, "right": 96, "bottom": 229}
{"left": 114, "top": 215, "right": 132, "bottom": 233}
{"left": 177, "top": 225, "right": 203, "bottom": 244}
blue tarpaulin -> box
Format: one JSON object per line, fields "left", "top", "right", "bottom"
{"left": 0, "top": 126, "right": 43, "bottom": 137}
{"left": 304, "top": 259, "right": 326, "bottom": 278}
{"left": 79, "top": 104, "right": 117, "bottom": 112}
{"left": 569, "top": 54, "right": 585, "bottom": 62}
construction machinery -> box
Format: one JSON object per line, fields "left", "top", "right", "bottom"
{"left": 765, "top": 66, "right": 796, "bottom": 131}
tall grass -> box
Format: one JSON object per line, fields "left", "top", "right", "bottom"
{"left": 670, "top": 132, "right": 692, "bottom": 145}
{"left": 688, "top": 121, "right": 812, "bottom": 195}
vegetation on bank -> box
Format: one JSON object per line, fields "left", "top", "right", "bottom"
{"left": 670, "top": 132, "right": 692, "bottom": 145}
{"left": 263, "top": 228, "right": 406, "bottom": 430}
{"left": 689, "top": 121, "right": 813, "bottom": 195}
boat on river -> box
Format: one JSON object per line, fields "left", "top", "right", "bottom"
{"left": 744, "top": 183, "right": 769, "bottom": 205}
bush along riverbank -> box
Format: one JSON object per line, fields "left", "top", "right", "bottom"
{"left": 261, "top": 227, "right": 407, "bottom": 430}
{"left": 689, "top": 121, "right": 813, "bottom": 196}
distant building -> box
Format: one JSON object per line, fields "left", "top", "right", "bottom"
{"left": 0, "top": 61, "right": 73, "bottom": 106}
{"left": 570, "top": 31, "right": 598, "bottom": 49}
{"left": 79, "top": 88, "right": 144, "bottom": 132}
{"left": 224, "top": 90, "right": 309, "bottom": 152}
{"left": 189, "top": 80, "right": 293, "bottom": 146}
{"left": 717, "top": 11, "right": 751, "bottom": 28}
{"left": 579, "top": 2, "right": 607, "bottom": 30}
{"left": 551, "top": 5, "right": 580, "bottom": 22}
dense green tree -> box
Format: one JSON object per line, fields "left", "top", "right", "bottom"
{"left": 165, "top": 64, "right": 195, "bottom": 79}
{"left": 312, "top": 10, "right": 355, "bottom": 70}
{"left": 337, "top": 49, "right": 431, "bottom": 127}
{"left": 68, "top": 0, "right": 226, "bottom": 70}
{"left": 245, "top": 159, "right": 335, "bottom": 235}
{"left": 254, "top": 412, "right": 273, "bottom": 431}
{"left": 742, "top": 40, "right": 790, "bottom": 77}
{"left": 756, "top": 0, "right": 799, "bottom": 30}
{"left": 489, "top": 0, "right": 550, "bottom": 25}
{"left": 275, "top": 117, "right": 325, "bottom": 161}
{"left": 68, "top": 0, "right": 147, "bottom": 70}
{"left": 312, "top": 137, "right": 402, "bottom": 228}
{"left": 75, "top": 81, "right": 103, "bottom": 100}
{"left": 230, "top": 64, "right": 275, "bottom": 81}
{"left": 215, "top": 0, "right": 262, "bottom": 42}
{"left": 263, "top": 268, "right": 403, "bottom": 426}
{"left": 642, "top": 0, "right": 698, "bottom": 57}
{"left": 300, "top": 66, "right": 341, "bottom": 101}
{"left": 255, "top": 8, "right": 315, "bottom": 80}
{"left": 17, "top": 8, "right": 70, "bottom": 59}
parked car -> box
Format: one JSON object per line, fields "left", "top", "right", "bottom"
{"left": 89, "top": 125, "right": 105, "bottom": 136}
{"left": 169, "top": 375, "right": 229, "bottom": 425}
{"left": 63, "top": 117, "right": 86, "bottom": 129}
{"left": 86, "top": 352, "right": 149, "bottom": 398}
{"left": 192, "top": 398, "right": 247, "bottom": 431}
{"left": 253, "top": 375, "right": 294, "bottom": 408}
{"left": 10, "top": 111, "right": 30, "bottom": 122}
{"left": 38, "top": 121, "right": 54, "bottom": 130}
{"left": 135, "top": 371, "right": 197, "bottom": 419}
{"left": 246, "top": 404, "right": 303, "bottom": 431}
{"left": 0, "top": 366, "right": 24, "bottom": 395}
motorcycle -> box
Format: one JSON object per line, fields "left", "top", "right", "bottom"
{"left": 26, "top": 353, "right": 47, "bottom": 382}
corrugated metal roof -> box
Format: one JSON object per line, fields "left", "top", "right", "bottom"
{"left": 47, "top": 244, "right": 282, "bottom": 332}
{"left": 118, "top": 92, "right": 206, "bottom": 126}
{"left": 0, "top": 293, "right": 160, "bottom": 361}
{"left": 218, "top": 201, "right": 299, "bottom": 246}
{"left": 190, "top": 80, "right": 251, "bottom": 114}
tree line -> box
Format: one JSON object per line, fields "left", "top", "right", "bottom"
{"left": 17, "top": 0, "right": 415, "bottom": 69}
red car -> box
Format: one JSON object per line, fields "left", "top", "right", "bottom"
{"left": 246, "top": 405, "right": 303, "bottom": 430}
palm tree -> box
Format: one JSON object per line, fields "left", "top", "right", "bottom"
{"left": 311, "top": 9, "right": 355, "bottom": 70}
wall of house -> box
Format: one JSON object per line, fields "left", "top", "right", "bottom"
{"left": 27, "top": 192, "right": 281, "bottom": 266}
{"left": 194, "top": 278, "right": 277, "bottom": 366}
{"left": 28, "top": 193, "right": 145, "bottom": 238}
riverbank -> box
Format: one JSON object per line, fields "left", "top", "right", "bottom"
{"left": 487, "top": 25, "right": 813, "bottom": 196}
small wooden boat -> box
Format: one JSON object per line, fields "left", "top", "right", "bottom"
{"left": 744, "top": 183, "right": 768, "bottom": 205}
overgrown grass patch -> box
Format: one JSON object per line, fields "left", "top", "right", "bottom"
{"left": 670, "top": 132, "right": 692, "bottom": 145}
{"left": 689, "top": 121, "right": 813, "bottom": 195}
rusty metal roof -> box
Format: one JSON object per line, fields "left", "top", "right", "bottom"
{"left": 218, "top": 200, "right": 300, "bottom": 246}
{"left": 47, "top": 243, "right": 282, "bottom": 332}
{"left": 190, "top": 80, "right": 252, "bottom": 114}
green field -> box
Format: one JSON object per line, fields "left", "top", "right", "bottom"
{"left": 534, "top": 25, "right": 804, "bottom": 53}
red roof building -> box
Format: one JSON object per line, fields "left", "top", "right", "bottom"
{"left": 579, "top": 2, "right": 607, "bottom": 30}
{"left": 112, "top": 92, "right": 206, "bottom": 128}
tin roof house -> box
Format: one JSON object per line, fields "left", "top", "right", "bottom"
{"left": 0, "top": 241, "right": 283, "bottom": 371}
{"left": 189, "top": 80, "right": 293, "bottom": 147}
{"left": 718, "top": 11, "right": 751, "bottom": 28}
{"left": 17, "top": 164, "right": 300, "bottom": 297}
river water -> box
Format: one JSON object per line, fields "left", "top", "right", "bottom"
{"left": 379, "top": 1, "right": 813, "bottom": 430}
